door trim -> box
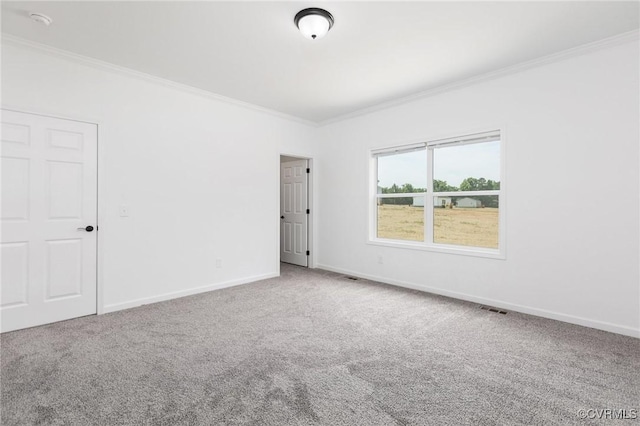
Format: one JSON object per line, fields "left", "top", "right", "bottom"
{"left": 1, "top": 105, "right": 105, "bottom": 316}
{"left": 278, "top": 153, "right": 315, "bottom": 270}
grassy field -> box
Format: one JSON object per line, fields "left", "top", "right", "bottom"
{"left": 377, "top": 204, "right": 499, "bottom": 248}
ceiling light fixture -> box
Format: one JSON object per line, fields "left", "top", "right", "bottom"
{"left": 29, "top": 12, "right": 53, "bottom": 26}
{"left": 294, "top": 8, "right": 334, "bottom": 40}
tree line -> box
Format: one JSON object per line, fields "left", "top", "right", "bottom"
{"left": 379, "top": 178, "right": 500, "bottom": 207}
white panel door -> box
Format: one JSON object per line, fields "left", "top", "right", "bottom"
{"left": 280, "top": 160, "right": 308, "bottom": 267}
{"left": 1, "top": 110, "right": 97, "bottom": 332}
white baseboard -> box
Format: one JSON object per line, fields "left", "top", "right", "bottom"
{"left": 317, "top": 264, "right": 639, "bottom": 339}
{"left": 103, "top": 272, "right": 279, "bottom": 314}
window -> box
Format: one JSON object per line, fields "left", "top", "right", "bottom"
{"left": 371, "top": 131, "right": 504, "bottom": 257}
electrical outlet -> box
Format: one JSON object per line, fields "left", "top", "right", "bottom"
{"left": 377, "top": 255, "right": 384, "bottom": 264}
{"left": 215, "top": 258, "right": 222, "bottom": 268}
{"left": 119, "top": 205, "right": 129, "bottom": 217}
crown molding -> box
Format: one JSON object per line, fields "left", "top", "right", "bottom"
{"left": 2, "top": 29, "right": 638, "bottom": 128}
{"left": 319, "top": 29, "right": 640, "bottom": 127}
{"left": 0, "top": 33, "right": 318, "bottom": 128}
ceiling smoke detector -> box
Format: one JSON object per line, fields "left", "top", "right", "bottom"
{"left": 29, "top": 12, "right": 53, "bottom": 26}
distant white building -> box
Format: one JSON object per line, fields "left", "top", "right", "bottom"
{"left": 413, "top": 197, "right": 453, "bottom": 207}
{"left": 434, "top": 197, "right": 452, "bottom": 208}
{"left": 457, "top": 197, "right": 482, "bottom": 208}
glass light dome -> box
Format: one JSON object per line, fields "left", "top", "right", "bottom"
{"left": 295, "top": 8, "right": 334, "bottom": 40}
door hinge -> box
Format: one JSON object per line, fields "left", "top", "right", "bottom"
{"left": 306, "top": 168, "right": 310, "bottom": 174}
{"left": 306, "top": 209, "right": 310, "bottom": 214}
{"left": 306, "top": 250, "right": 310, "bottom": 256}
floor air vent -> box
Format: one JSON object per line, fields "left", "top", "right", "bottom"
{"left": 480, "top": 305, "right": 507, "bottom": 315}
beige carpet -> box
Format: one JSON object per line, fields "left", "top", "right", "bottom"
{"left": 2, "top": 264, "right": 639, "bottom": 425}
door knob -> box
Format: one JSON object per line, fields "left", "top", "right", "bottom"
{"left": 77, "top": 226, "right": 94, "bottom": 232}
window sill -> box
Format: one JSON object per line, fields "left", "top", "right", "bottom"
{"left": 367, "top": 238, "right": 506, "bottom": 260}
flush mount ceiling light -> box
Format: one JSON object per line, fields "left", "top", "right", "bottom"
{"left": 29, "top": 12, "right": 53, "bottom": 26}
{"left": 294, "top": 8, "right": 334, "bottom": 40}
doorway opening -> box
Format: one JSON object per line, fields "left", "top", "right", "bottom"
{"left": 280, "top": 155, "right": 312, "bottom": 268}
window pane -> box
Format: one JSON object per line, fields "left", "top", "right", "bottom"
{"left": 433, "top": 196, "right": 499, "bottom": 249}
{"left": 433, "top": 141, "right": 500, "bottom": 191}
{"left": 377, "top": 149, "right": 427, "bottom": 194}
{"left": 377, "top": 200, "right": 424, "bottom": 242}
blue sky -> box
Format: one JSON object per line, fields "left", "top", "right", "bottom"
{"left": 378, "top": 141, "right": 500, "bottom": 189}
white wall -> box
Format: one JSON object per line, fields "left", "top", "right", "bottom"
{"left": 1, "top": 42, "right": 318, "bottom": 312}
{"left": 316, "top": 40, "right": 640, "bottom": 337}
{"left": 3, "top": 37, "right": 638, "bottom": 338}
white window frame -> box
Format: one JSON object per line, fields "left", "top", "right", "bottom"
{"left": 369, "top": 129, "right": 506, "bottom": 259}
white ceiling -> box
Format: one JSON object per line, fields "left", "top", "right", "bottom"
{"left": 2, "top": 1, "right": 638, "bottom": 123}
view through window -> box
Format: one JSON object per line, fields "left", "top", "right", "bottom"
{"left": 374, "top": 131, "right": 502, "bottom": 252}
